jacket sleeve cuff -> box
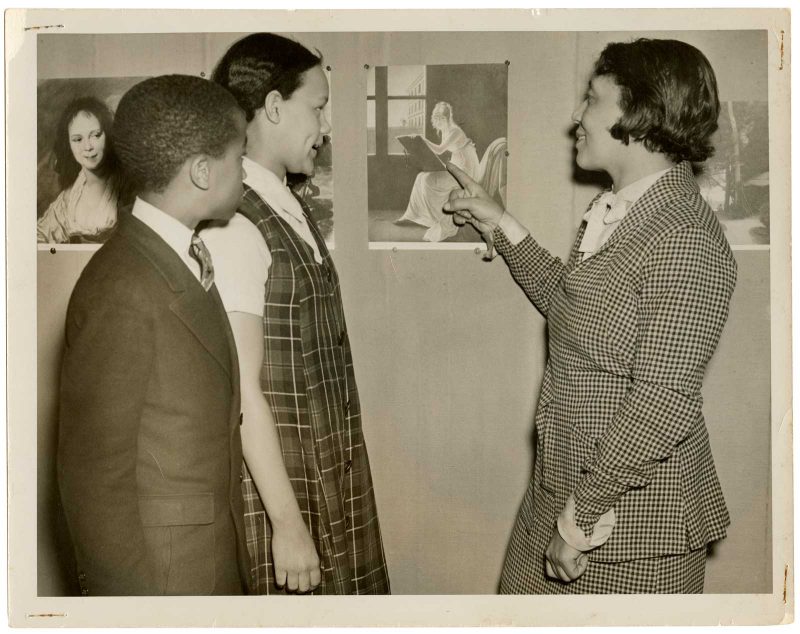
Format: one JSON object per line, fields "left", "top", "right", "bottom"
{"left": 556, "top": 494, "right": 616, "bottom": 552}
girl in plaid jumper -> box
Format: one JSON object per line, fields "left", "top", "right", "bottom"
{"left": 202, "top": 33, "right": 389, "bottom": 595}
{"left": 445, "top": 39, "right": 735, "bottom": 593}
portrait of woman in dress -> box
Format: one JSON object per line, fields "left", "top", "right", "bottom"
{"left": 395, "top": 101, "right": 480, "bottom": 242}
{"left": 37, "top": 96, "right": 121, "bottom": 244}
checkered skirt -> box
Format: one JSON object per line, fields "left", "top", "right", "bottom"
{"left": 237, "top": 188, "right": 390, "bottom": 595}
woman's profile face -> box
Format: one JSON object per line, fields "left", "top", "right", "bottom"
{"left": 68, "top": 111, "right": 106, "bottom": 172}
{"left": 571, "top": 74, "right": 626, "bottom": 174}
{"left": 430, "top": 104, "right": 448, "bottom": 130}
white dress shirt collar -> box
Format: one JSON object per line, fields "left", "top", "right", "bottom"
{"left": 582, "top": 168, "right": 671, "bottom": 224}
{"left": 131, "top": 197, "right": 201, "bottom": 280}
{"left": 613, "top": 167, "right": 671, "bottom": 206}
{"left": 579, "top": 167, "right": 671, "bottom": 259}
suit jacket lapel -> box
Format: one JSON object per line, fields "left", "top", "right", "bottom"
{"left": 119, "top": 214, "right": 233, "bottom": 381}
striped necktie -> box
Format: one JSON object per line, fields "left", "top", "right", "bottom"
{"left": 189, "top": 233, "right": 215, "bottom": 292}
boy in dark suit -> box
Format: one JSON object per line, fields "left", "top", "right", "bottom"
{"left": 57, "top": 74, "right": 251, "bottom": 595}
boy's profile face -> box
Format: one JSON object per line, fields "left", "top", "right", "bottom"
{"left": 206, "top": 111, "right": 247, "bottom": 221}
{"left": 571, "top": 74, "right": 627, "bottom": 175}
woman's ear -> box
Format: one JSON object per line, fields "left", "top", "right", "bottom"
{"left": 263, "top": 90, "right": 283, "bottom": 124}
{"left": 189, "top": 155, "right": 210, "bottom": 191}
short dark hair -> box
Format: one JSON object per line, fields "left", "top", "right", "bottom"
{"left": 594, "top": 38, "right": 720, "bottom": 163}
{"left": 52, "top": 96, "right": 119, "bottom": 191}
{"left": 211, "top": 33, "right": 322, "bottom": 122}
{"left": 111, "top": 74, "right": 242, "bottom": 194}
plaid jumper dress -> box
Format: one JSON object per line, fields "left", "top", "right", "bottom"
{"left": 236, "top": 186, "right": 389, "bottom": 595}
{"left": 496, "top": 163, "right": 737, "bottom": 594}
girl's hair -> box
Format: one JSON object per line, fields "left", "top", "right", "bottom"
{"left": 212, "top": 33, "right": 322, "bottom": 122}
{"left": 593, "top": 38, "right": 720, "bottom": 163}
{"left": 52, "top": 96, "right": 119, "bottom": 191}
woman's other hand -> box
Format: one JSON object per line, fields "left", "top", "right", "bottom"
{"left": 271, "top": 519, "right": 322, "bottom": 593}
{"left": 544, "top": 528, "right": 589, "bottom": 583}
{"left": 443, "top": 162, "right": 505, "bottom": 236}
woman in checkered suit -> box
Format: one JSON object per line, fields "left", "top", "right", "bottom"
{"left": 445, "top": 39, "right": 736, "bottom": 593}
{"left": 201, "top": 33, "right": 390, "bottom": 595}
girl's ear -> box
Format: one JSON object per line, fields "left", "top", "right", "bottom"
{"left": 189, "top": 155, "right": 210, "bottom": 190}
{"left": 264, "top": 90, "right": 283, "bottom": 124}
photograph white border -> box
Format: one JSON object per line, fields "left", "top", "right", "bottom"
{"left": 6, "top": 7, "right": 792, "bottom": 628}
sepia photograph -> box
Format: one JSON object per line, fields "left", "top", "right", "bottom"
{"left": 5, "top": 7, "right": 791, "bottom": 629}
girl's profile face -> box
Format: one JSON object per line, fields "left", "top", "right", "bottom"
{"left": 276, "top": 65, "right": 331, "bottom": 177}
{"left": 68, "top": 111, "right": 106, "bottom": 172}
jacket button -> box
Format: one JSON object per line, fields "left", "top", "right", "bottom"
{"left": 239, "top": 473, "right": 244, "bottom": 483}
{"left": 344, "top": 459, "right": 352, "bottom": 473}
{"left": 81, "top": 588, "right": 89, "bottom": 596}
{"left": 78, "top": 572, "right": 86, "bottom": 581}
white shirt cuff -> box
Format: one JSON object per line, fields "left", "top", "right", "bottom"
{"left": 556, "top": 494, "right": 616, "bottom": 552}
{"left": 497, "top": 210, "right": 529, "bottom": 245}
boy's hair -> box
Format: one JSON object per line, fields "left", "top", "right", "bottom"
{"left": 211, "top": 33, "right": 322, "bottom": 122}
{"left": 52, "top": 96, "right": 119, "bottom": 191}
{"left": 112, "top": 74, "right": 242, "bottom": 194}
{"left": 594, "top": 38, "right": 720, "bottom": 163}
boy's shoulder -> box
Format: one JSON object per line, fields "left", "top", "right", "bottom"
{"left": 71, "top": 224, "right": 165, "bottom": 311}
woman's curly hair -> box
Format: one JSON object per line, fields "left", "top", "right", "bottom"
{"left": 594, "top": 38, "right": 720, "bottom": 163}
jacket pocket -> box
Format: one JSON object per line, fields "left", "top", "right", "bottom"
{"left": 139, "top": 493, "right": 216, "bottom": 595}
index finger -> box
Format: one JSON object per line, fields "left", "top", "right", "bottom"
{"left": 446, "top": 162, "right": 478, "bottom": 191}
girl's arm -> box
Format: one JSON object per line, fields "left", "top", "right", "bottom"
{"left": 228, "top": 311, "right": 321, "bottom": 593}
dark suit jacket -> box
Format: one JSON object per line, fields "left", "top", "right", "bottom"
{"left": 57, "top": 212, "right": 251, "bottom": 595}
{"left": 495, "top": 161, "right": 737, "bottom": 562}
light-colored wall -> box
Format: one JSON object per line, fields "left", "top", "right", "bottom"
{"left": 37, "top": 29, "right": 771, "bottom": 596}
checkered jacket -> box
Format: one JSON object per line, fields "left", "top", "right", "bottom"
{"left": 237, "top": 186, "right": 390, "bottom": 593}
{"left": 495, "top": 162, "right": 737, "bottom": 562}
